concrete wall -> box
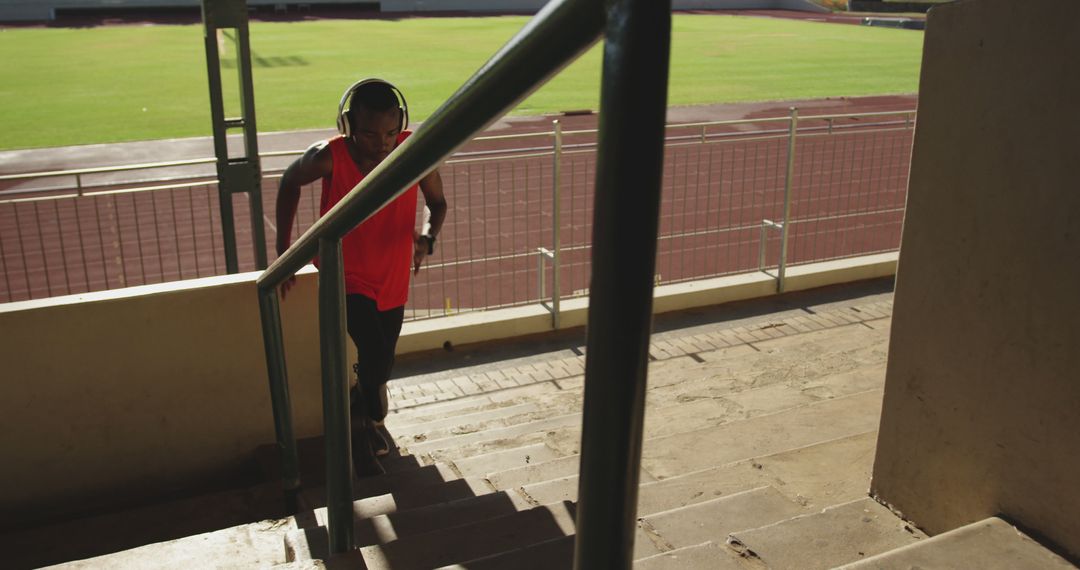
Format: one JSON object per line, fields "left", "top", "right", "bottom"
{"left": 0, "top": 269, "right": 333, "bottom": 527}
{"left": 871, "top": 0, "right": 1080, "bottom": 560}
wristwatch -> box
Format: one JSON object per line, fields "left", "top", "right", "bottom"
{"left": 422, "top": 234, "right": 435, "bottom": 255}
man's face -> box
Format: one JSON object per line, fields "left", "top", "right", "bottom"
{"left": 350, "top": 107, "right": 402, "bottom": 165}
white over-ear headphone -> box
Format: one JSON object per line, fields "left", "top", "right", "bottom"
{"left": 336, "top": 78, "right": 409, "bottom": 138}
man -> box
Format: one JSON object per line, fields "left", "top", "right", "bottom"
{"left": 275, "top": 79, "right": 447, "bottom": 475}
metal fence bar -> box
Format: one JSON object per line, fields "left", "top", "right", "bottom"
{"left": 2, "top": 114, "right": 914, "bottom": 306}
{"left": 778, "top": 107, "right": 799, "bottom": 292}
{"left": 552, "top": 119, "right": 563, "bottom": 329}
{"left": 574, "top": 0, "right": 671, "bottom": 566}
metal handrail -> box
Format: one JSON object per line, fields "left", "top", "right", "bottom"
{"left": 0, "top": 157, "right": 217, "bottom": 182}
{"left": 254, "top": 0, "right": 605, "bottom": 555}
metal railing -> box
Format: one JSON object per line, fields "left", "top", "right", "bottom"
{"left": 0, "top": 109, "right": 914, "bottom": 305}
{"left": 254, "top": 0, "right": 608, "bottom": 556}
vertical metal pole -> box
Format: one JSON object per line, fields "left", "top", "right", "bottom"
{"left": 574, "top": 0, "right": 671, "bottom": 567}
{"left": 538, "top": 249, "right": 546, "bottom": 302}
{"left": 202, "top": 13, "right": 239, "bottom": 274}
{"left": 758, "top": 223, "right": 767, "bottom": 272}
{"left": 778, "top": 107, "right": 798, "bottom": 293}
{"left": 218, "top": 192, "right": 239, "bottom": 273}
{"left": 318, "top": 237, "right": 353, "bottom": 554}
{"left": 201, "top": 0, "right": 266, "bottom": 273}
{"left": 237, "top": 24, "right": 268, "bottom": 270}
{"left": 257, "top": 289, "right": 301, "bottom": 495}
{"left": 552, "top": 119, "right": 563, "bottom": 330}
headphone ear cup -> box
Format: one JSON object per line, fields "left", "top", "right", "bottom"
{"left": 398, "top": 106, "right": 406, "bottom": 131}
{"left": 340, "top": 110, "right": 351, "bottom": 137}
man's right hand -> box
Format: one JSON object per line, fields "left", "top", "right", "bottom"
{"left": 280, "top": 275, "right": 297, "bottom": 299}
{"left": 277, "top": 242, "right": 296, "bottom": 299}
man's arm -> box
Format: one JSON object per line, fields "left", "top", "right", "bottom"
{"left": 276, "top": 141, "right": 333, "bottom": 296}
{"left": 413, "top": 168, "right": 447, "bottom": 274}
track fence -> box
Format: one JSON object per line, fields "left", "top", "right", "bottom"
{"left": 0, "top": 109, "right": 914, "bottom": 317}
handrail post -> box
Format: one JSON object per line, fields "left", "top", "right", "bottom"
{"left": 317, "top": 237, "right": 353, "bottom": 554}
{"left": 257, "top": 289, "right": 301, "bottom": 497}
{"left": 538, "top": 247, "right": 546, "bottom": 302}
{"left": 201, "top": 0, "right": 267, "bottom": 273}
{"left": 778, "top": 107, "right": 798, "bottom": 293}
{"left": 573, "top": 0, "right": 671, "bottom": 567}
{"left": 551, "top": 119, "right": 563, "bottom": 330}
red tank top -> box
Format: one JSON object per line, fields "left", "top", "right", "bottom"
{"left": 319, "top": 133, "right": 418, "bottom": 310}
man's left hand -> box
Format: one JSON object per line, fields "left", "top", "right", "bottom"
{"left": 413, "top": 231, "right": 428, "bottom": 274}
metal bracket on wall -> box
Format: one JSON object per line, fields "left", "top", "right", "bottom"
{"left": 201, "top": 0, "right": 268, "bottom": 273}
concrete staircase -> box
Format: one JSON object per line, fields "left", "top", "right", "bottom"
{"left": 38, "top": 290, "right": 1076, "bottom": 569}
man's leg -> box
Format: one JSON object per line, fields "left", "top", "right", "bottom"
{"left": 369, "top": 304, "right": 405, "bottom": 424}
{"left": 345, "top": 294, "right": 388, "bottom": 473}
{"left": 346, "top": 295, "right": 404, "bottom": 458}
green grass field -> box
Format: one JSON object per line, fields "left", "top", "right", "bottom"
{"left": 0, "top": 14, "right": 922, "bottom": 151}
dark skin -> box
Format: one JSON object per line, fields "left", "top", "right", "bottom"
{"left": 275, "top": 106, "right": 447, "bottom": 298}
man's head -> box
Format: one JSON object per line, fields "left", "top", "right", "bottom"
{"left": 344, "top": 81, "right": 406, "bottom": 165}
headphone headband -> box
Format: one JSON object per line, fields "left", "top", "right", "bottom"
{"left": 337, "top": 78, "right": 409, "bottom": 137}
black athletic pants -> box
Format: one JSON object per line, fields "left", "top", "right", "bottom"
{"left": 346, "top": 294, "right": 405, "bottom": 422}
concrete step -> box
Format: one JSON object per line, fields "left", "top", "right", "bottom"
{"left": 390, "top": 401, "right": 542, "bottom": 442}
{"left": 454, "top": 442, "right": 565, "bottom": 477}
{"left": 835, "top": 517, "right": 1077, "bottom": 570}
{"left": 489, "top": 389, "right": 880, "bottom": 492}
{"left": 642, "top": 389, "right": 883, "bottom": 479}
{"left": 726, "top": 497, "right": 927, "bottom": 570}
{"left": 417, "top": 369, "right": 883, "bottom": 475}
{"left": 384, "top": 381, "right": 561, "bottom": 428}
{"left": 522, "top": 431, "right": 877, "bottom": 515}
{"left": 487, "top": 454, "right": 583, "bottom": 489}
{"left": 300, "top": 475, "right": 494, "bottom": 518}
{"left": 254, "top": 429, "right": 427, "bottom": 486}
{"left": 285, "top": 489, "right": 534, "bottom": 556}
{"left": 393, "top": 322, "right": 887, "bottom": 467}
{"left": 46, "top": 515, "right": 296, "bottom": 569}
{"left": 292, "top": 501, "right": 576, "bottom": 569}
{"left": 404, "top": 412, "right": 583, "bottom": 457}
{"left": 298, "top": 462, "right": 460, "bottom": 507}
{"left": 436, "top": 486, "right": 801, "bottom": 569}
{"left": 392, "top": 390, "right": 588, "bottom": 446}
{"left": 636, "top": 486, "right": 805, "bottom": 559}
{"left": 646, "top": 346, "right": 885, "bottom": 413}
{"left": 5, "top": 480, "right": 293, "bottom": 570}
{"left": 634, "top": 541, "right": 747, "bottom": 570}
{"left": 386, "top": 321, "right": 883, "bottom": 445}
{"left": 434, "top": 535, "right": 575, "bottom": 570}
